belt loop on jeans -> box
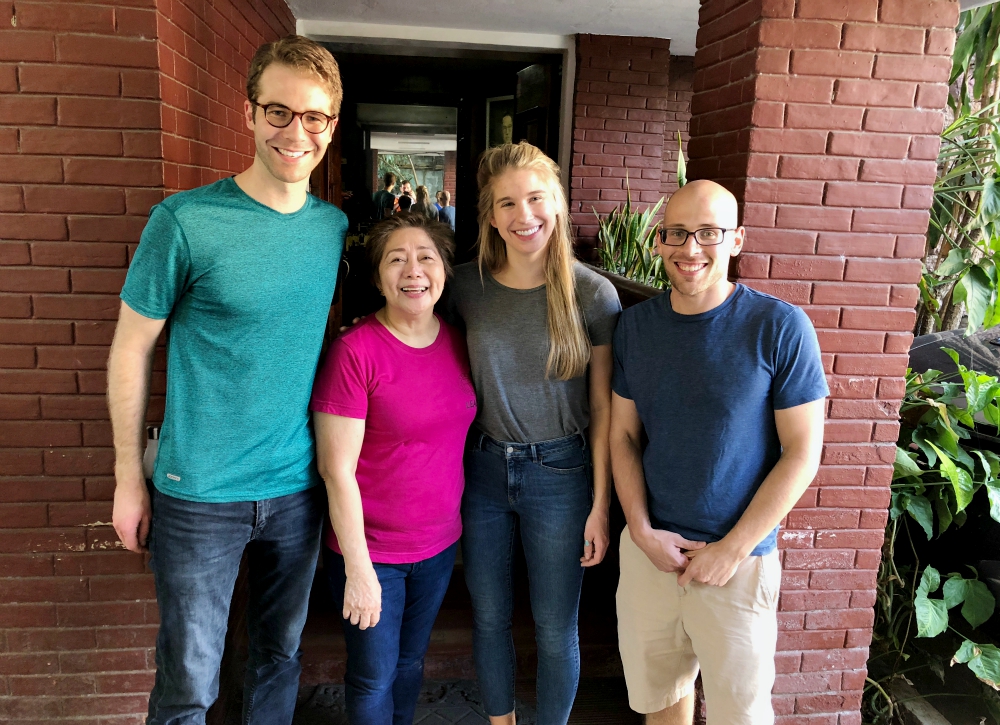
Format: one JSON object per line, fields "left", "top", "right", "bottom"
{"left": 476, "top": 432, "right": 486, "bottom": 451}
{"left": 530, "top": 442, "right": 539, "bottom": 462}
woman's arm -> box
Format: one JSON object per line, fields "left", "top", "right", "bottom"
{"left": 582, "top": 343, "right": 613, "bottom": 567}
{"left": 314, "top": 411, "right": 382, "bottom": 629}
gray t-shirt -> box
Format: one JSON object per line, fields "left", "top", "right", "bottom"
{"left": 448, "top": 261, "right": 621, "bottom": 443}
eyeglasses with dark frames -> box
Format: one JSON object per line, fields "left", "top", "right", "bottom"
{"left": 251, "top": 102, "right": 337, "bottom": 134}
{"left": 658, "top": 227, "right": 733, "bottom": 247}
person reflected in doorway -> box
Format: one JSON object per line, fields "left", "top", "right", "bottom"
{"left": 412, "top": 184, "right": 438, "bottom": 221}
{"left": 108, "top": 35, "right": 346, "bottom": 725}
{"left": 312, "top": 212, "right": 476, "bottom": 725}
{"left": 373, "top": 172, "right": 397, "bottom": 221}
{"left": 610, "top": 180, "right": 828, "bottom": 725}
{"left": 438, "top": 190, "right": 455, "bottom": 231}
{"left": 395, "top": 179, "right": 415, "bottom": 212}
{"left": 449, "top": 142, "right": 621, "bottom": 725}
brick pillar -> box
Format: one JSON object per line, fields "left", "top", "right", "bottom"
{"left": 569, "top": 34, "right": 671, "bottom": 259}
{"left": 660, "top": 55, "right": 694, "bottom": 198}
{"left": 687, "top": 1, "right": 957, "bottom": 723}
{"left": 443, "top": 149, "right": 457, "bottom": 206}
{"left": 0, "top": 0, "right": 293, "bottom": 720}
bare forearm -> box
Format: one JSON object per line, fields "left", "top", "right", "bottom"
{"left": 611, "top": 432, "right": 652, "bottom": 535}
{"left": 589, "top": 406, "right": 611, "bottom": 510}
{"left": 722, "top": 451, "right": 819, "bottom": 558}
{"left": 324, "top": 474, "right": 372, "bottom": 573}
{"left": 107, "top": 344, "right": 154, "bottom": 478}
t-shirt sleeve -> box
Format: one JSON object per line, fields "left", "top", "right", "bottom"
{"left": 583, "top": 275, "right": 622, "bottom": 347}
{"left": 119, "top": 204, "right": 191, "bottom": 320}
{"left": 772, "top": 306, "right": 830, "bottom": 410}
{"left": 611, "top": 315, "right": 632, "bottom": 400}
{"left": 310, "top": 337, "right": 370, "bottom": 419}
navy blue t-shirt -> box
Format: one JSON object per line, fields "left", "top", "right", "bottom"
{"left": 612, "top": 284, "right": 829, "bottom": 555}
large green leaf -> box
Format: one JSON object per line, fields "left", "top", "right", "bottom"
{"left": 944, "top": 576, "right": 967, "bottom": 609}
{"left": 952, "top": 640, "right": 1000, "bottom": 690}
{"left": 988, "top": 481, "right": 1000, "bottom": 522}
{"left": 916, "top": 595, "right": 951, "bottom": 638}
{"left": 937, "top": 247, "right": 971, "bottom": 277}
{"left": 919, "top": 566, "right": 942, "bottom": 596}
{"left": 906, "top": 495, "right": 935, "bottom": 540}
{"left": 954, "top": 266, "right": 995, "bottom": 336}
{"left": 930, "top": 441, "right": 976, "bottom": 511}
{"left": 963, "top": 579, "right": 997, "bottom": 628}
{"left": 894, "top": 447, "right": 924, "bottom": 479}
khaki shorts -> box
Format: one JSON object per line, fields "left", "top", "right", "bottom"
{"left": 616, "top": 527, "right": 781, "bottom": 723}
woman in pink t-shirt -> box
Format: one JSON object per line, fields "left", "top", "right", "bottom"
{"left": 310, "top": 212, "right": 477, "bottom": 725}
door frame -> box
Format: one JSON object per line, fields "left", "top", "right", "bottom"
{"left": 297, "top": 19, "right": 576, "bottom": 190}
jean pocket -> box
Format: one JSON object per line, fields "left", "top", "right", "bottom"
{"left": 537, "top": 449, "right": 587, "bottom": 474}
{"left": 755, "top": 553, "right": 781, "bottom": 610}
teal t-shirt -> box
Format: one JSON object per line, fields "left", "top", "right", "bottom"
{"left": 121, "top": 177, "right": 347, "bottom": 503}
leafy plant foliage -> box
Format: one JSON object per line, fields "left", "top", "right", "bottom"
{"left": 916, "top": 7, "right": 1000, "bottom": 336}
{"left": 594, "top": 186, "right": 667, "bottom": 289}
{"left": 867, "top": 350, "right": 1000, "bottom": 722}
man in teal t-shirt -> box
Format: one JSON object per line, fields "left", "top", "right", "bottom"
{"left": 108, "top": 36, "right": 346, "bottom": 725}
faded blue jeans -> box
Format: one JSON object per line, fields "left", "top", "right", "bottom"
{"left": 325, "top": 542, "right": 457, "bottom": 725}
{"left": 146, "top": 485, "right": 323, "bottom": 725}
{"left": 461, "top": 431, "right": 592, "bottom": 725}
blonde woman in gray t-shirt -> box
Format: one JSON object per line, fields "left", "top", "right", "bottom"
{"left": 449, "top": 142, "right": 621, "bottom": 725}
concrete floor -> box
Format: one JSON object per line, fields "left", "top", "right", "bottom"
{"left": 293, "top": 680, "right": 537, "bottom": 724}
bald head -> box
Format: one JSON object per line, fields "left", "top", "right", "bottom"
{"left": 663, "top": 179, "right": 739, "bottom": 230}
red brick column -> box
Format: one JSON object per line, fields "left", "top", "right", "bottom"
{"left": 443, "top": 149, "right": 457, "bottom": 206}
{"left": 0, "top": 0, "right": 292, "bottom": 720}
{"left": 569, "top": 34, "right": 671, "bottom": 258}
{"left": 660, "top": 55, "right": 694, "bottom": 198}
{"left": 687, "top": 1, "right": 956, "bottom": 723}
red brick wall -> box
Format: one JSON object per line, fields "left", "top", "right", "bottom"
{"left": 443, "top": 149, "right": 457, "bottom": 206}
{"left": 157, "top": 0, "right": 294, "bottom": 192}
{"left": 569, "top": 34, "right": 672, "bottom": 258}
{"left": 0, "top": 0, "right": 292, "bottom": 720}
{"left": 660, "top": 56, "right": 693, "bottom": 198}
{"left": 688, "top": 1, "right": 956, "bottom": 723}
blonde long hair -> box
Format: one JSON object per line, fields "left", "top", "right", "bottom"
{"left": 476, "top": 142, "right": 590, "bottom": 380}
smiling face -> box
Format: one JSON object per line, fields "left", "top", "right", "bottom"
{"left": 378, "top": 227, "right": 447, "bottom": 320}
{"left": 489, "top": 168, "right": 558, "bottom": 262}
{"left": 658, "top": 180, "right": 745, "bottom": 314}
{"left": 243, "top": 63, "right": 336, "bottom": 186}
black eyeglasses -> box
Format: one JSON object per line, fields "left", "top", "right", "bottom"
{"left": 252, "top": 102, "right": 336, "bottom": 134}
{"left": 658, "top": 227, "right": 733, "bottom": 247}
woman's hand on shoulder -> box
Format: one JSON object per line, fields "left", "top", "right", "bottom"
{"left": 580, "top": 505, "right": 610, "bottom": 567}
{"left": 343, "top": 563, "right": 382, "bottom": 629}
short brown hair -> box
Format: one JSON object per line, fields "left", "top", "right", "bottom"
{"left": 246, "top": 35, "right": 343, "bottom": 115}
{"left": 383, "top": 172, "right": 396, "bottom": 188}
{"left": 366, "top": 212, "right": 455, "bottom": 286}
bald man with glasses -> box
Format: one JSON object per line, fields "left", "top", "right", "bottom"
{"left": 610, "top": 180, "right": 828, "bottom": 724}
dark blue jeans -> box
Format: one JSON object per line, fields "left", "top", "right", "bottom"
{"left": 146, "top": 486, "right": 323, "bottom": 725}
{"left": 461, "top": 431, "right": 592, "bottom": 725}
{"left": 325, "top": 542, "right": 457, "bottom": 725}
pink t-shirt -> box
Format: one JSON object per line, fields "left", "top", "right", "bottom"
{"left": 310, "top": 315, "right": 477, "bottom": 564}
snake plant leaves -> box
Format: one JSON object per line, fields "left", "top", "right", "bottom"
{"left": 952, "top": 640, "right": 1000, "bottom": 690}
{"left": 929, "top": 441, "right": 976, "bottom": 512}
{"left": 916, "top": 566, "right": 950, "bottom": 638}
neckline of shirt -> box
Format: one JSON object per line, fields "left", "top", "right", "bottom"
{"left": 367, "top": 312, "right": 447, "bottom": 355}
{"left": 223, "top": 176, "right": 315, "bottom": 218}
{"left": 660, "top": 283, "right": 745, "bottom": 323}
